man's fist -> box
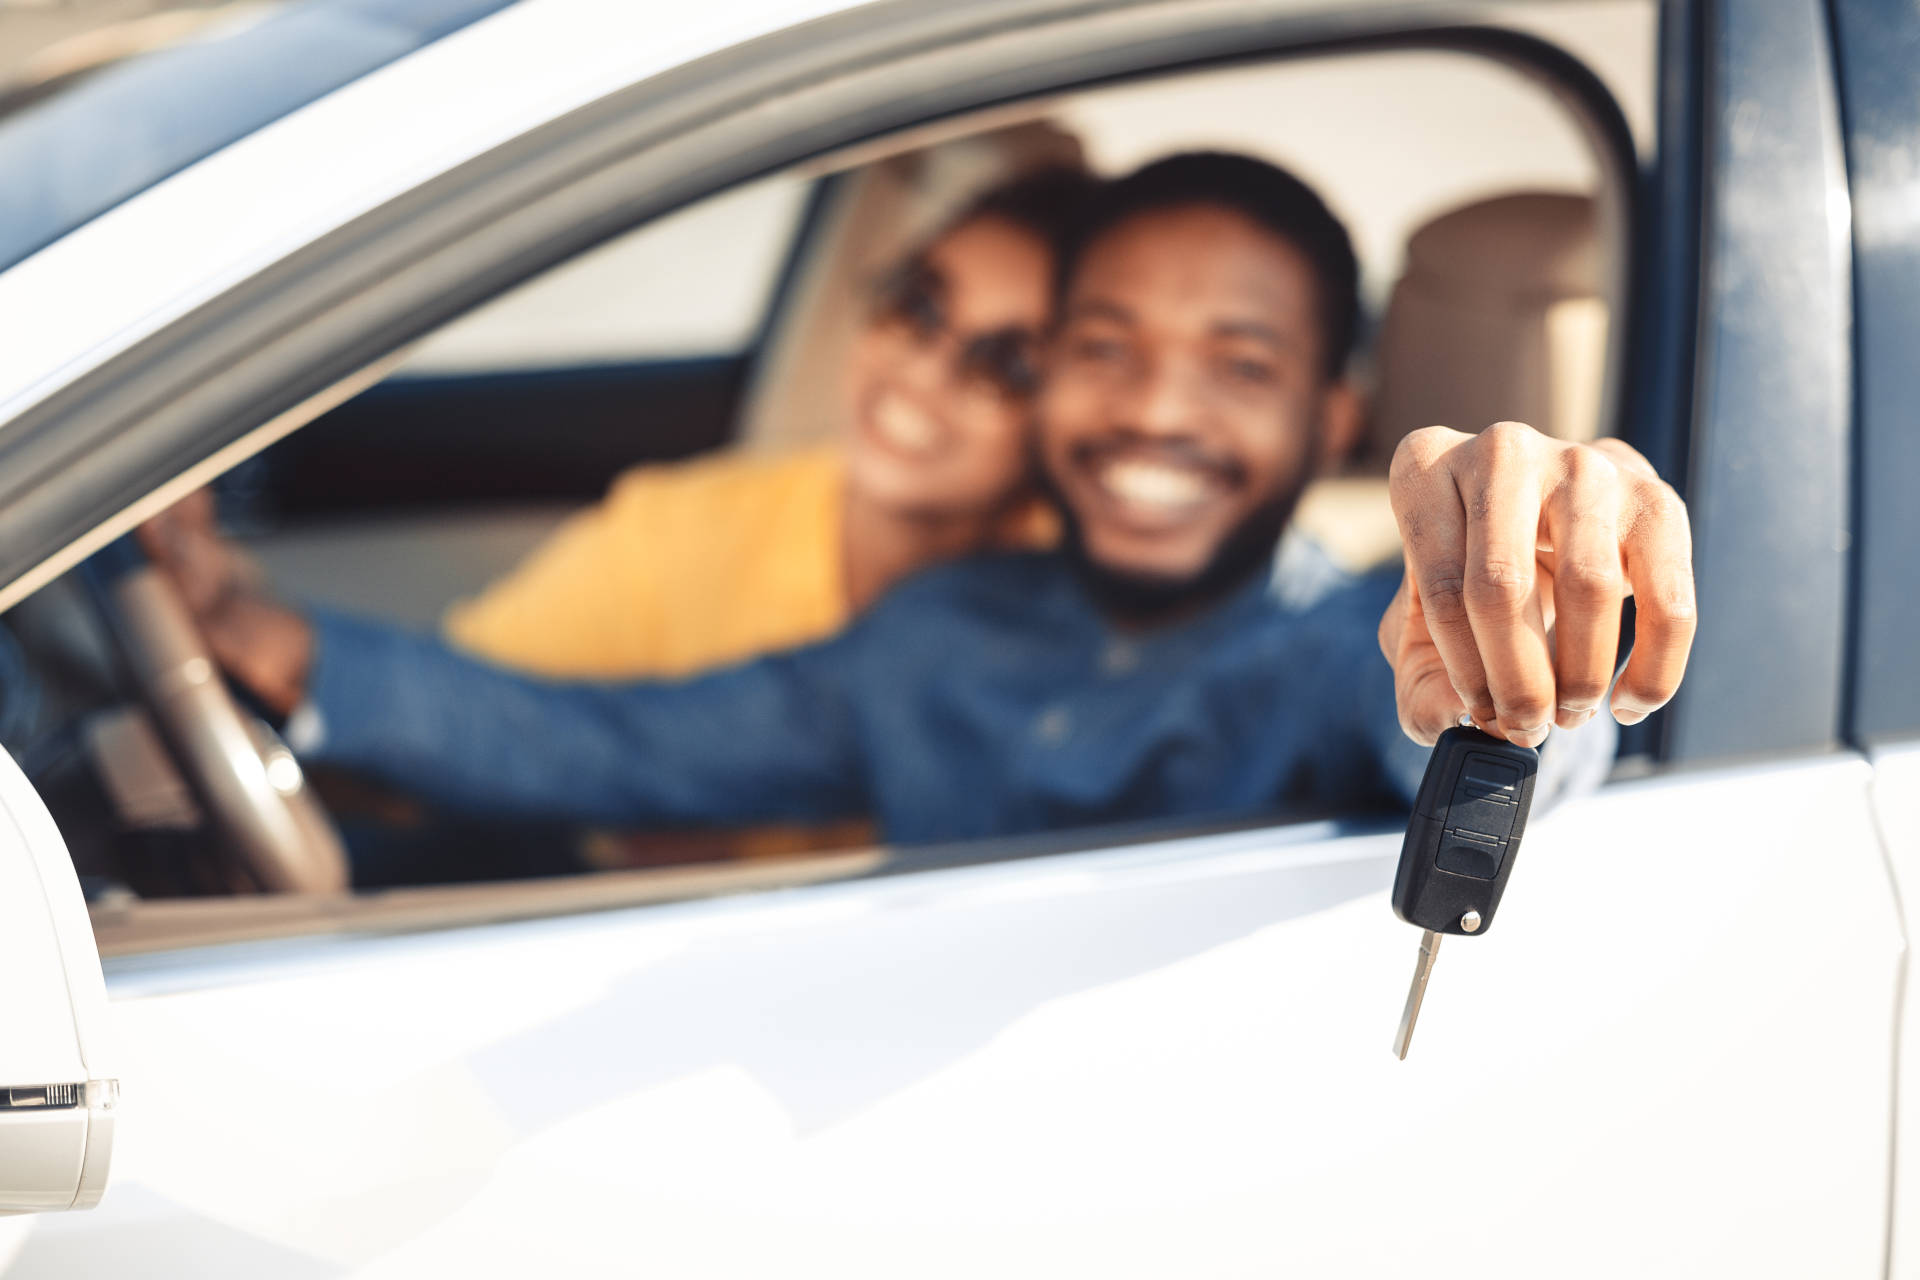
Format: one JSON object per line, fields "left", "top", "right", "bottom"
{"left": 137, "top": 491, "right": 314, "bottom": 717}
{"left": 1378, "top": 422, "right": 1696, "bottom": 747}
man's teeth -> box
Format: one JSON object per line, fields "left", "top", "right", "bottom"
{"left": 873, "top": 398, "right": 940, "bottom": 454}
{"left": 1099, "top": 459, "right": 1212, "bottom": 510}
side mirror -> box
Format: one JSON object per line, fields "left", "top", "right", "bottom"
{"left": 0, "top": 747, "right": 116, "bottom": 1212}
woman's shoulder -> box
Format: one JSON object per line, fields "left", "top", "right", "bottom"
{"left": 602, "top": 443, "right": 843, "bottom": 516}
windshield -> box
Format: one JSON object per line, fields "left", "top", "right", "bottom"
{"left": 0, "top": 0, "right": 517, "bottom": 273}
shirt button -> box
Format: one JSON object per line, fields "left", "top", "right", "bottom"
{"left": 1101, "top": 640, "right": 1141, "bottom": 676}
{"left": 1033, "top": 706, "right": 1071, "bottom": 745}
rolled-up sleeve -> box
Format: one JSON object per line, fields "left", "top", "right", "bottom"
{"left": 301, "top": 611, "right": 871, "bottom": 827}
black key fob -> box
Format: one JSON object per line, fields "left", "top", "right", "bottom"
{"left": 1391, "top": 726, "right": 1539, "bottom": 936}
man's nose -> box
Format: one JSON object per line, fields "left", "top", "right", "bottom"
{"left": 1128, "top": 355, "right": 1209, "bottom": 438}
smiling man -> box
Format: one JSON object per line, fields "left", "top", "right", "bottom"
{"left": 1039, "top": 176, "right": 1364, "bottom": 621}
{"left": 147, "top": 153, "right": 1694, "bottom": 848}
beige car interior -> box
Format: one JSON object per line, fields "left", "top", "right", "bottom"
{"left": 1295, "top": 188, "right": 1612, "bottom": 571}
{"left": 740, "top": 125, "right": 1613, "bottom": 576}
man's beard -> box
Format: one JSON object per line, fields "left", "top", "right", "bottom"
{"left": 1042, "top": 463, "right": 1317, "bottom": 626}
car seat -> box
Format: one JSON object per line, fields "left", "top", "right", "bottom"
{"left": 1293, "top": 190, "right": 1612, "bottom": 571}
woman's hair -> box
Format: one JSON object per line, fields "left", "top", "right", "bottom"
{"left": 932, "top": 166, "right": 1101, "bottom": 262}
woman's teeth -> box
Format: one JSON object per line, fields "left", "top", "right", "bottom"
{"left": 872, "top": 397, "right": 940, "bottom": 455}
{"left": 1097, "top": 459, "right": 1212, "bottom": 512}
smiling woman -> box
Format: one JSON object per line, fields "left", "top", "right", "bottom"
{"left": 118, "top": 162, "right": 1092, "bottom": 882}
{"left": 433, "top": 166, "right": 1091, "bottom": 683}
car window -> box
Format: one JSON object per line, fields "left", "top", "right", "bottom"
{"left": 1063, "top": 50, "right": 1609, "bottom": 302}
{"left": 394, "top": 174, "right": 814, "bottom": 374}
{"left": 0, "top": 14, "right": 1654, "bottom": 948}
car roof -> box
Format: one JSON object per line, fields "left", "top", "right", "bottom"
{"left": 0, "top": 0, "right": 521, "bottom": 275}
{"left": 0, "top": 0, "right": 864, "bottom": 426}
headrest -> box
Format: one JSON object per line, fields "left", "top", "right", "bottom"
{"left": 1361, "top": 191, "right": 1607, "bottom": 471}
{"left": 1403, "top": 191, "right": 1599, "bottom": 297}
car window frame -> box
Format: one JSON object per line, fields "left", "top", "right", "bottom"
{"left": 1648, "top": 0, "right": 1855, "bottom": 764}
{"left": 1828, "top": 0, "right": 1920, "bottom": 748}
{"left": 0, "top": 0, "right": 1674, "bottom": 954}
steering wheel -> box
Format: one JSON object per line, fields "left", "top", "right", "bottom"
{"left": 94, "top": 555, "right": 348, "bottom": 894}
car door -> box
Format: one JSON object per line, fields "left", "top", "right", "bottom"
{"left": 1829, "top": 0, "right": 1920, "bottom": 1273}
{"left": 0, "top": 0, "right": 1904, "bottom": 1275}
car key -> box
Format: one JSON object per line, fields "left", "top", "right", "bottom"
{"left": 1390, "top": 725, "right": 1538, "bottom": 1059}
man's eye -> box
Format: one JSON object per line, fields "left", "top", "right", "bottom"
{"left": 1071, "top": 337, "right": 1129, "bottom": 365}
{"left": 1221, "top": 356, "right": 1279, "bottom": 386}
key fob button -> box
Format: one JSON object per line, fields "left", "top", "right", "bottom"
{"left": 1445, "top": 792, "right": 1520, "bottom": 839}
{"left": 1457, "top": 756, "right": 1522, "bottom": 796}
{"left": 1435, "top": 830, "right": 1505, "bottom": 880}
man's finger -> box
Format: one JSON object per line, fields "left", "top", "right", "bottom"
{"left": 1614, "top": 480, "right": 1697, "bottom": 722}
{"left": 1377, "top": 571, "right": 1410, "bottom": 665}
{"left": 1389, "top": 426, "right": 1494, "bottom": 726}
{"left": 1542, "top": 448, "right": 1626, "bottom": 730}
{"left": 1399, "top": 658, "right": 1467, "bottom": 746}
{"left": 1391, "top": 579, "right": 1467, "bottom": 745}
{"left": 1384, "top": 573, "right": 1471, "bottom": 746}
{"left": 1458, "top": 423, "right": 1555, "bottom": 745}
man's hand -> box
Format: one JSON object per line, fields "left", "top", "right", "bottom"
{"left": 135, "top": 489, "right": 253, "bottom": 615}
{"left": 137, "top": 491, "right": 315, "bottom": 717}
{"left": 1378, "top": 422, "right": 1696, "bottom": 748}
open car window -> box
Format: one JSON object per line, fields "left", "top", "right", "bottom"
{"left": 0, "top": 16, "right": 1650, "bottom": 952}
{"left": 395, "top": 174, "right": 814, "bottom": 375}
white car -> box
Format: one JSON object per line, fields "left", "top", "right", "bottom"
{"left": 0, "top": 0, "right": 1915, "bottom": 1275}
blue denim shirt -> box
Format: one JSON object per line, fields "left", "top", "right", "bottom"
{"left": 296, "top": 542, "right": 1445, "bottom": 844}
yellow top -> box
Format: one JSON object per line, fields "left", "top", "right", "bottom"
{"left": 444, "top": 446, "right": 849, "bottom": 679}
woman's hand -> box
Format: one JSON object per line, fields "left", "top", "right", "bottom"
{"left": 137, "top": 491, "right": 314, "bottom": 717}
{"left": 1379, "top": 422, "right": 1697, "bottom": 747}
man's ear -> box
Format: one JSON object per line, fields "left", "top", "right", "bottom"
{"left": 1316, "top": 381, "right": 1366, "bottom": 475}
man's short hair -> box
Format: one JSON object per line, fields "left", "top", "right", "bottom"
{"left": 1058, "top": 152, "right": 1360, "bottom": 380}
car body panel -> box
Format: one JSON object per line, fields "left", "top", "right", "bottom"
{"left": 8, "top": 755, "right": 1901, "bottom": 1276}
{"left": 1872, "top": 741, "right": 1920, "bottom": 1279}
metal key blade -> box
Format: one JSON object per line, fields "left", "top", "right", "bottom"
{"left": 1392, "top": 929, "right": 1443, "bottom": 1060}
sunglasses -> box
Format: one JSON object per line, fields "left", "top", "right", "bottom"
{"left": 869, "top": 258, "right": 1043, "bottom": 403}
